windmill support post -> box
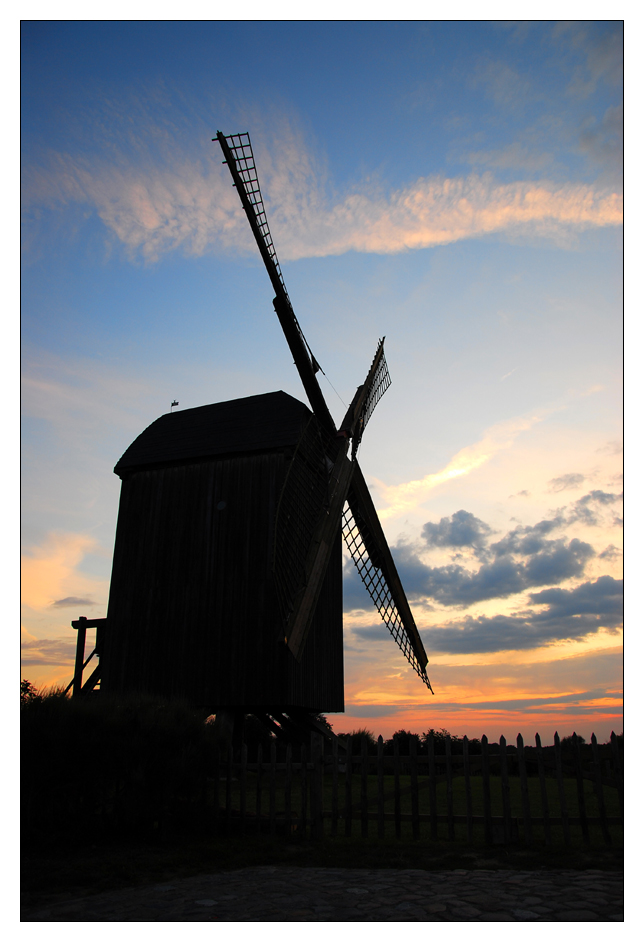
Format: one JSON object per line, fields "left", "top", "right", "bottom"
{"left": 71, "top": 617, "right": 87, "bottom": 697}
{"left": 68, "top": 616, "right": 106, "bottom": 696}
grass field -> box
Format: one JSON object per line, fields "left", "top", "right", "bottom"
{"left": 214, "top": 767, "right": 622, "bottom": 846}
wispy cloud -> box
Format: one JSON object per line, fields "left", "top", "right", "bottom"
{"left": 373, "top": 386, "right": 608, "bottom": 520}
{"left": 549, "top": 472, "right": 585, "bottom": 492}
{"left": 375, "top": 409, "right": 548, "bottom": 520}
{"left": 23, "top": 120, "right": 623, "bottom": 265}
{"left": 21, "top": 532, "right": 107, "bottom": 612}
{"left": 51, "top": 596, "right": 96, "bottom": 608}
{"left": 21, "top": 637, "right": 77, "bottom": 667}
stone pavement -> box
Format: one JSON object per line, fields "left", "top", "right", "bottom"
{"left": 22, "top": 866, "right": 623, "bottom": 921}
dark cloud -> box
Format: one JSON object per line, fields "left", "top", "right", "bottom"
{"left": 491, "top": 517, "right": 567, "bottom": 556}
{"left": 21, "top": 638, "right": 76, "bottom": 666}
{"left": 599, "top": 544, "right": 621, "bottom": 560}
{"left": 392, "top": 534, "right": 593, "bottom": 608}
{"left": 51, "top": 596, "right": 96, "bottom": 608}
{"left": 527, "top": 575, "right": 623, "bottom": 622}
{"left": 548, "top": 472, "right": 585, "bottom": 492}
{"left": 566, "top": 490, "right": 623, "bottom": 527}
{"left": 341, "top": 704, "right": 404, "bottom": 718}
{"left": 387, "top": 688, "right": 621, "bottom": 716}
{"left": 343, "top": 490, "right": 620, "bottom": 614}
{"left": 342, "top": 559, "right": 374, "bottom": 612}
{"left": 421, "top": 510, "right": 493, "bottom": 558}
{"left": 352, "top": 623, "right": 395, "bottom": 643}
{"left": 420, "top": 576, "right": 622, "bottom": 654}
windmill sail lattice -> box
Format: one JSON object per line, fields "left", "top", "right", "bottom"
{"left": 342, "top": 502, "right": 433, "bottom": 691}
{"left": 218, "top": 132, "right": 320, "bottom": 371}
{"left": 350, "top": 339, "right": 391, "bottom": 457}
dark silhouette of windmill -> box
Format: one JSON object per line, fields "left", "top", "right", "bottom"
{"left": 70, "top": 132, "right": 432, "bottom": 741}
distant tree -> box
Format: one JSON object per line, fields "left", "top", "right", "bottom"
{"left": 422, "top": 728, "right": 454, "bottom": 755}
{"left": 384, "top": 729, "right": 423, "bottom": 755}
{"left": 422, "top": 728, "right": 482, "bottom": 755}
{"left": 338, "top": 728, "right": 377, "bottom": 754}
{"left": 561, "top": 733, "right": 587, "bottom": 749}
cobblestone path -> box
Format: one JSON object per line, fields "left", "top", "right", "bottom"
{"left": 22, "top": 866, "right": 623, "bottom": 921}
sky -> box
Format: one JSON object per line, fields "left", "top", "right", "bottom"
{"left": 20, "top": 19, "right": 623, "bottom": 743}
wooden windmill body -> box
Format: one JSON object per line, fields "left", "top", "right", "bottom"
{"left": 102, "top": 391, "right": 344, "bottom": 713}
{"left": 92, "top": 132, "right": 433, "bottom": 728}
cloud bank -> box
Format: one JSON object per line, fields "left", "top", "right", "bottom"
{"left": 21, "top": 637, "right": 77, "bottom": 667}
{"left": 344, "top": 488, "right": 622, "bottom": 653}
{"left": 420, "top": 576, "right": 623, "bottom": 654}
{"left": 23, "top": 130, "right": 623, "bottom": 264}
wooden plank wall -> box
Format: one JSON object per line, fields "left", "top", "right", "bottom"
{"left": 102, "top": 453, "right": 343, "bottom": 711}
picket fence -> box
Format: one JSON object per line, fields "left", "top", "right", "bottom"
{"left": 211, "top": 731, "right": 623, "bottom": 847}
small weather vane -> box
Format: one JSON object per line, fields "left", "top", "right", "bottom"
{"left": 171, "top": 400, "right": 179, "bottom": 412}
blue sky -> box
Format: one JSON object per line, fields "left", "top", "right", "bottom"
{"left": 21, "top": 20, "right": 622, "bottom": 740}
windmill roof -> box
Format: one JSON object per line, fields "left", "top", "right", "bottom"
{"left": 114, "top": 391, "right": 313, "bottom": 476}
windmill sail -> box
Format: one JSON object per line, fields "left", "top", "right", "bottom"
{"left": 216, "top": 130, "right": 432, "bottom": 691}
{"left": 215, "top": 131, "right": 335, "bottom": 434}
{"left": 339, "top": 337, "right": 391, "bottom": 458}
{"left": 344, "top": 464, "right": 433, "bottom": 691}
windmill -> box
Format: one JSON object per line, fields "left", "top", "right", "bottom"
{"left": 79, "top": 131, "right": 432, "bottom": 741}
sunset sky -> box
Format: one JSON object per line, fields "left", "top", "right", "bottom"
{"left": 21, "top": 20, "right": 623, "bottom": 743}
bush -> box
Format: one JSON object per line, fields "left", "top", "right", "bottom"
{"left": 20, "top": 679, "right": 43, "bottom": 705}
{"left": 21, "top": 690, "right": 218, "bottom": 847}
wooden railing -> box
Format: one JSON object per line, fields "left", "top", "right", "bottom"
{"left": 211, "top": 731, "right": 623, "bottom": 847}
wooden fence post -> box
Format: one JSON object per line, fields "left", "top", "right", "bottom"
{"left": 344, "top": 735, "right": 352, "bottom": 837}
{"left": 393, "top": 736, "right": 401, "bottom": 839}
{"left": 285, "top": 743, "right": 292, "bottom": 838}
{"left": 554, "top": 732, "right": 571, "bottom": 846}
{"left": 256, "top": 744, "right": 263, "bottom": 834}
{"left": 377, "top": 735, "right": 385, "bottom": 840}
{"left": 360, "top": 735, "right": 369, "bottom": 838}
{"left": 310, "top": 732, "right": 324, "bottom": 840}
{"left": 445, "top": 735, "right": 454, "bottom": 841}
{"left": 240, "top": 741, "right": 247, "bottom": 835}
{"left": 517, "top": 734, "right": 532, "bottom": 844}
{"left": 410, "top": 736, "right": 420, "bottom": 840}
{"left": 269, "top": 741, "right": 277, "bottom": 836}
{"left": 535, "top": 733, "right": 551, "bottom": 846}
{"left": 300, "top": 742, "right": 308, "bottom": 839}
{"left": 591, "top": 733, "right": 611, "bottom": 846}
{"left": 482, "top": 735, "right": 492, "bottom": 845}
{"left": 225, "top": 744, "right": 233, "bottom": 836}
{"left": 331, "top": 736, "right": 339, "bottom": 837}
{"left": 572, "top": 733, "right": 590, "bottom": 844}
{"left": 463, "top": 735, "right": 473, "bottom": 844}
{"left": 610, "top": 731, "right": 623, "bottom": 821}
{"left": 213, "top": 747, "right": 220, "bottom": 834}
{"left": 499, "top": 735, "right": 512, "bottom": 844}
{"left": 428, "top": 733, "right": 438, "bottom": 840}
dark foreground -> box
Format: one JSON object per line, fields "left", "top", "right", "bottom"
{"left": 22, "top": 864, "right": 623, "bottom": 922}
{"left": 22, "top": 835, "right": 623, "bottom": 922}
